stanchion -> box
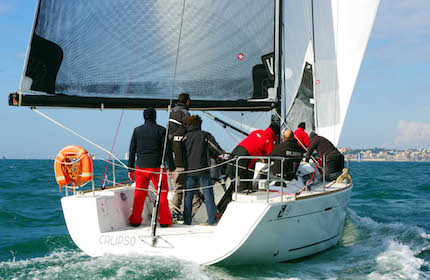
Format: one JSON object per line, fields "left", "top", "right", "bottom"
{"left": 323, "top": 155, "right": 326, "bottom": 192}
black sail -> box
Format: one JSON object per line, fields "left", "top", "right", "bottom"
{"left": 12, "top": 0, "right": 277, "bottom": 111}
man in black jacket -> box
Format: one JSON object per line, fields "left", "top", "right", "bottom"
{"left": 269, "top": 129, "right": 303, "bottom": 180}
{"left": 168, "top": 93, "right": 197, "bottom": 217}
{"left": 305, "top": 132, "right": 344, "bottom": 181}
{"left": 128, "top": 107, "right": 175, "bottom": 227}
{"left": 182, "top": 115, "right": 224, "bottom": 225}
{"left": 171, "top": 124, "right": 204, "bottom": 217}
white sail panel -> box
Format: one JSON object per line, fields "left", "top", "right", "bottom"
{"left": 282, "top": 1, "right": 313, "bottom": 116}
{"left": 314, "top": 0, "right": 380, "bottom": 146}
{"left": 333, "top": 0, "right": 380, "bottom": 145}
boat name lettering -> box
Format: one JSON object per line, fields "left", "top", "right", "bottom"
{"left": 99, "top": 235, "right": 136, "bottom": 246}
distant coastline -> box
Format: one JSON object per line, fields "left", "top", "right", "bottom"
{"left": 340, "top": 147, "right": 430, "bottom": 163}
{"left": 348, "top": 158, "right": 429, "bottom": 162}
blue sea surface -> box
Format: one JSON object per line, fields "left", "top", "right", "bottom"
{"left": 1, "top": 160, "right": 429, "bottom": 279}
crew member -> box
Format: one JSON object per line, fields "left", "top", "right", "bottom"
{"left": 169, "top": 93, "right": 204, "bottom": 219}
{"left": 128, "top": 107, "right": 175, "bottom": 227}
{"left": 269, "top": 129, "right": 303, "bottom": 180}
{"left": 217, "top": 123, "right": 278, "bottom": 214}
{"left": 294, "top": 122, "right": 310, "bottom": 150}
{"left": 168, "top": 93, "right": 190, "bottom": 138}
{"left": 182, "top": 115, "right": 223, "bottom": 225}
{"left": 305, "top": 132, "right": 344, "bottom": 181}
{"left": 171, "top": 124, "right": 206, "bottom": 218}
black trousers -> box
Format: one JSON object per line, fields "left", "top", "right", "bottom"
{"left": 217, "top": 146, "right": 252, "bottom": 214}
{"left": 324, "top": 152, "right": 345, "bottom": 181}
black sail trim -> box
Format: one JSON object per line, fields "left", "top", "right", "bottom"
{"left": 9, "top": 93, "right": 275, "bottom": 111}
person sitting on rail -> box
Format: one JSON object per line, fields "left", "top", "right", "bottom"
{"left": 127, "top": 107, "right": 175, "bottom": 228}
{"left": 269, "top": 129, "right": 303, "bottom": 180}
{"left": 305, "top": 132, "right": 344, "bottom": 181}
{"left": 217, "top": 122, "right": 279, "bottom": 214}
{"left": 182, "top": 115, "right": 224, "bottom": 226}
{"left": 294, "top": 122, "right": 310, "bottom": 151}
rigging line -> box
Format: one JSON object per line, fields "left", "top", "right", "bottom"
{"left": 152, "top": 0, "right": 187, "bottom": 238}
{"left": 273, "top": 110, "right": 318, "bottom": 164}
{"left": 101, "top": 26, "right": 140, "bottom": 188}
{"left": 249, "top": 111, "right": 265, "bottom": 130}
{"left": 97, "top": 155, "right": 237, "bottom": 175}
{"left": 100, "top": 111, "right": 124, "bottom": 188}
{"left": 31, "top": 108, "right": 128, "bottom": 169}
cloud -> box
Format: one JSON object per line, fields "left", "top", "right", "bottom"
{"left": 0, "top": 3, "right": 15, "bottom": 14}
{"left": 393, "top": 120, "right": 430, "bottom": 148}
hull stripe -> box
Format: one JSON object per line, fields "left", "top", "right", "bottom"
{"left": 289, "top": 234, "right": 340, "bottom": 252}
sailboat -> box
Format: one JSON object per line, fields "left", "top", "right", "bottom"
{"left": 8, "top": 0, "right": 379, "bottom": 265}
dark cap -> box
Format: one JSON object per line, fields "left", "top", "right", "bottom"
{"left": 309, "top": 132, "right": 317, "bottom": 139}
{"left": 298, "top": 122, "right": 306, "bottom": 129}
{"left": 144, "top": 107, "right": 156, "bottom": 121}
{"left": 178, "top": 93, "right": 190, "bottom": 104}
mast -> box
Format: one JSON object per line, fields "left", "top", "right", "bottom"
{"left": 310, "top": 0, "right": 318, "bottom": 134}
{"left": 274, "top": 0, "right": 283, "bottom": 136}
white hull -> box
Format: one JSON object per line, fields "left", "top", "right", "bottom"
{"left": 61, "top": 181, "right": 351, "bottom": 265}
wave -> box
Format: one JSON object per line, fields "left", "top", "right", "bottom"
{"left": 0, "top": 250, "right": 214, "bottom": 280}
{"left": 345, "top": 209, "right": 430, "bottom": 280}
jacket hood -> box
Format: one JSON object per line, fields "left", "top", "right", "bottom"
{"left": 175, "top": 102, "right": 189, "bottom": 110}
{"left": 264, "top": 127, "right": 277, "bottom": 141}
{"left": 187, "top": 125, "right": 201, "bottom": 132}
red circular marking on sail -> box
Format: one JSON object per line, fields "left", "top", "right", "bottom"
{"left": 237, "top": 53, "right": 244, "bottom": 60}
{"left": 316, "top": 80, "right": 320, "bottom": 85}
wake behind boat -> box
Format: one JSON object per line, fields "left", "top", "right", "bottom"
{"left": 8, "top": 0, "right": 380, "bottom": 266}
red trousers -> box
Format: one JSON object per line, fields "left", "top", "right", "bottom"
{"left": 129, "top": 167, "right": 172, "bottom": 225}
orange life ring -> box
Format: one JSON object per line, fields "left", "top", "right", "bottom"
{"left": 54, "top": 145, "right": 94, "bottom": 191}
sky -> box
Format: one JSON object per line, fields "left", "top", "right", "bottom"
{"left": 0, "top": 0, "right": 429, "bottom": 159}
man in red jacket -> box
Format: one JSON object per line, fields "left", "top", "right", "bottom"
{"left": 294, "top": 122, "right": 310, "bottom": 150}
{"left": 217, "top": 123, "right": 278, "bottom": 214}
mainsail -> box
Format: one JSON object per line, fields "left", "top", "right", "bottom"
{"left": 11, "top": 0, "right": 277, "bottom": 111}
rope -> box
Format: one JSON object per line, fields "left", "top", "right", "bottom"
{"left": 295, "top": 156, "right": 320, "bottom": 196}
{"left": 96, "top": 155, "right": 237, "bottom": 175}
{"left": 100, "top": 110, "right": 124, "bottom": 188}
{"left": 273, "top": 110, "right": 319, "bottom": 164}
{"left": 150, "top": 0, "right": 187, "bottom": 235}
{"left": 31, "top": 108, "right": 128, "bottom": 169}
{"left": 135, "top": 181, "right": 220, "bottom": 193}
{"left": 54, "top": 154, "right": 88, "bottom": 165}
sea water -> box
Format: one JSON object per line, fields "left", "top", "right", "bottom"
{"left": 0, "top": 160, "right": 429, "bottom": 279}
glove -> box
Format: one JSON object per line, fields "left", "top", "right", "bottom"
{"left": 128, "top": 171, "right": 135, "bottom": 181}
